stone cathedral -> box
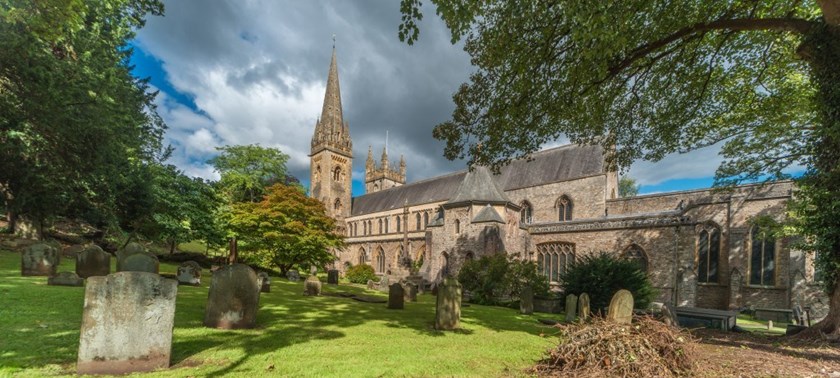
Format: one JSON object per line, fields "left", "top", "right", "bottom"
{"left": 309, "top": 48, "right": 827, "bottom": 316}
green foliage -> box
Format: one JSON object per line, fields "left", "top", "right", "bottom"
{"left": 209, "top": 144, "right": 293, "bottom": 203}
{"left": 345, "top": 264, "right": 377, "bottom": 284}
{"left": 618, "top": 176, "right": 640, "bottom": 197}
{"left": 458, "top": 253, "right": 549, "bottom": 306}
{"left": 560, "top": 252, "right": 656, "bottom": 313}
{"left": 227, "top": 183, "right": 343, "bottom": 274}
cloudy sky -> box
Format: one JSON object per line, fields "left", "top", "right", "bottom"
{"left": 131, "top": 0, "right": 731, "bottom": 196}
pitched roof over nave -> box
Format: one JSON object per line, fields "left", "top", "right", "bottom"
{"left": 350, "top": 143, "right": 606, "bottom": 216}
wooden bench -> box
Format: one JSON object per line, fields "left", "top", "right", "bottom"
{"left": 674, "top": 307, "right": 738, "bottom": 331}
{"left": 754, "top": 308, "right": 793, "bottom": 323}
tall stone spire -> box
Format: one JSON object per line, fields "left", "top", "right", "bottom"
{"left": 311, "top": 46, "right": 351, "bottom": 157}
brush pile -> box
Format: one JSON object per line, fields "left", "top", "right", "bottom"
{"left": 535, "top": 316, "right": 696, "bottom": 377}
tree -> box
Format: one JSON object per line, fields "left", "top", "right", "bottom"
{"left": 209, "top": 145, "right": 293, "bottom": 203}
{"left": 226, "top": 184, "right": 343, "bottom": 274}
{"left": 0, "top": 0, "right": 166, "bottom": 235}
{"left": 400, "top": 1, "right": 840, "bottom": 334}
{"left": 618, "top": 176, "right": 641, "bottom": 198}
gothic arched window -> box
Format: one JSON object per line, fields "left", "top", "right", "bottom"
{"left": 557, "top": 195, "right": 573, "bottom": 222}
{"left": 333, "top": 166, "right": 342, "bottom": 181}
{"left": 396, "top": 216, "right": 401, "bottom": 232}
{"left": 750, "top": 225, "right": 776, "bottom": 286}
{"left": 358, "top": 247, "right": 367, "bottom": 265}
{"left": 416, "top": 213, "right": 422, "bottom": 230}
{"left": 454, "top": 219, "right": 461, "bottom": 235}
{"left": 697, "top": 226, "right": 721, "bottom": 283}
{"left": 520, "top": 200, "right": 533, "bottom": 224}
{"left": 536, "top": 242, "right": 575, "bottom": 283}
{"left": 423, "top": 212, "right": 429, "bottom": 228}
{"left": 378, "top": 219, "right": 383, "bottom": 234}
{"left": 334, "top": 199, "right": 341, "bottom": 212}
{"left": 376, "top": 248, "right": 386, "bottom": 273}
{"left": 624, "top": 244, "right": 648, "bottom": 273}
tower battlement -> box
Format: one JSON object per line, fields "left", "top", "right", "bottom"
{"left": 365, "top": 146, "right": 405, "bottom": 193}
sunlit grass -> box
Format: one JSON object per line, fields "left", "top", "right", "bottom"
{"left": 0, "top": 249, "right": 557, "bottom": 377}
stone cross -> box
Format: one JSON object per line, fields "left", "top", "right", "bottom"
{"left": 76, "top": 245, "right": 110, "bottom": 278}
{"left": 304, "top": 275, "right": 322, "bottom": 296}
{"left": 119, "top": 253, "right": 159, "bottom": 274}
{"left": 520, "top": 286, "right": 534, "bottom": 315}
{"left": 204, "top": 264, "right": 260, "bottom": 329}
{"left": 21, "top": 243, "right": 59, "bottom": 276}
{"left": 607, "top": 289, "right": 634, "bottom": 324}
{"left": 77, "top": 272, "right": 178, "bottom": 375}
{"left": 565, "top": 294, "right": 578, "bottom": 323}
{"left": 257, "top": 271, "right": 271, "bottom": 293}
{"left": 327, "top": 269, "right": 339, "bottom": 285}
{"left": 435, "top": 277, "right": 462, "bottom": 330}
{"left": 48, "top": 271, "right": 84, "bottom": 286}
{"left": 388, "top": 283, "right": 405, "bottom": 309}
{"left": 578, "top": 293, "right": 590, "bottom": 321}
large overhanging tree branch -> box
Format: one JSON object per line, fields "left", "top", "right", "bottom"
{"left": 400, "top": 0, "right": 840, "bottom": 336}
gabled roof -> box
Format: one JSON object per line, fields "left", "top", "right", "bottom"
{"left": 472, "top": 204, "right": 505, "bottom": 224}
{"left": 445, "top": 166, "right": 509, "bottom": 206}
{"left": 350, "top": 144, "right": 605, "bottom": 216}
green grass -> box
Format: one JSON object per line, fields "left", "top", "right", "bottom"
{"left": 736, "top": 315, "right": 788, "bottom": 335}
{"left": 0, "top": 249, "right": 558, "bottom": 377}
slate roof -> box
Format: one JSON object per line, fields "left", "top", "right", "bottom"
{"left": 350, "top": 144, "right": 605, "bottom": 216}
{"left": 445, "top": 166, "right": 510, "bottom": 205}
{"left": 472, "top": 204, "right": 506, "bottom": 224}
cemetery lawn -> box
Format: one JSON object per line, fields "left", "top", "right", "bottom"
{"left": 0, "top": 249, "right": 558, "bottom": 377}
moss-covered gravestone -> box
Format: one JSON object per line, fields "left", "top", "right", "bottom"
{"left": 77, "top": 272, "right": 177, "bottom": 375}
{"left": 388, "top": 283, "right": 405, "bottom": 309}
{"left": 565, "top": 294, "right": 578, "bottom": 322}
{"left": 257, "top": 271, "right": 271, "bottom": 293}
{"left": 578, "top": 293, "right": 591, "bottom": 321}
{"left": 204, "top": 264, "right": 260, "bottom": 329}
{"left": 304, "top": 275, "right": 322, "bottom": 296}
{"left": 176, "top": 261, "right": 201, "bottom": 286}
{"left": 435, "top": 278, "right": 462, "bottom": 330}
{"left": 115, "top": 242, "right": 145, "bottom": 272}
{"left": 520, "top": 286, "right": 534, "bottom": 315}
{"left": 21, "top": 243, "right": 59, "bottom": 276}
{"left": 48, "top": 271, "right": 84, "bottom": 286}
{"left": 286, "top": 270, "right": 300, "bottom": 282}
{"left": 76, "top": 245, "right": 110, "bottom": 278}
{"left": 120, "top": 253, "right": 159, "bottom": 274}
{"left": 607, "top": 289, "right": 634, "bottom": 324}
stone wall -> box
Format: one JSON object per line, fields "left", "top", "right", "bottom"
{"left": 507, "top": 175, "right": 607, "bottom": 223}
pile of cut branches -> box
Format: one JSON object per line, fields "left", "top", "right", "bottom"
{"left": 534, "top": 316, "right": 696, "bottom": 377}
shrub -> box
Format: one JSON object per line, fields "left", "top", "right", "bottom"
{"left": 560, "top": 252, "right": 656, "bottom": 313}
{"left": 458, "top": 253, "right": 549, "bottom": 306}
{"left": 345, "top": 264, "right": 377, "bottom": 284}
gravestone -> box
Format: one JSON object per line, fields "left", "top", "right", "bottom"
{"left": 388, "top": 283, "right": 405, "bottom": 309}
{"left": 434, "top": 277, "right": 462, "bottom": 330}
{"left": 578, "top": 293, "right": 590, "bottom": 321}
{"left": 48, "top": 271, "right": 84, "bottom": 286}
{"left": 367, "top": 279, "right": 377, "bottom": 290}
{"left": 176, "top": 261, "right": 201, "bottom": 286}
{"left": 63, "top": 244, "right": 85, "bottom": 258}
{"left": 21, "top": 243, "right": 60, "bottom": 276}
{"left": 327, "top": 269, "right": 339, "bottom": 285}
{"left": 304, "top": 275, "right": 322, "bottom": 296}
{"left": 77, "top": 272, "right": 177, "bottom": 375}
{"left": 565, "top": 294, "right": 578, "bottom": 322}
{"left": 520, "top": 286, "right": 534, "bottom": 315}
{"left": 662, "top": 303, "right": 678, "bottom": 326}
{"left": 76, "top": 245, "right": 110, "bottom": 278}
{"left": 204, "top": 264, "right": 260, "bottom": 329}
{"left": 120, "top": 253, "right": 159, "bottom": 274}
{"left": 257, "top": 271, "right": 271, "bottom": 293}
{"left": 378, "top": 275, "right": 390, "bottom": 292}
{"left": 286, "top": 270, "right": 300, "bottom": 282}
{"left": 115, "top": 242, "right": 145, "bottom": 272}
{"left": 402, "top": 281, "right": 418, "bottom": 302}
{"left": 607, "top": 289, "right": 634, "bottom": 324}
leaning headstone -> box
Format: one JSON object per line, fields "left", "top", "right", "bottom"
{"left": 304, "top": 275, "right": 322, "bottom": 296}
{"left": 120, "top": 253, "right": 159, "bottom": 274}
{"left": 286, "top": 270, "right": 300, "bottom": 282}
{"left": 21, "top": 243, "right": 60, "bottom": 276}
{"left": 48, "top": 271, "right": 84, "bottom": 286}
{"left": 520, "top": 286, "right": 534, "bottom": 315}
{"left": 565, "top": 294, "right": 578, "bottom": 323}
{"left": 327, "top": 269, "right": 339, "bottom": 285}
{"left": 388, "top": 283, "right": 405, "bottom": 309}
{"left": 607, "top": 289, "right": 634, "bottom": 324}
{"left": 115, "top": 242, "right": 145, "bottom": 272}
{"left": 435, "top": 277, "right": 462, "bottom": 330}
{"left": 257, "top": 271, "right": 271, "bottom": 293}
{"left": 204, "top": 264, "right": 260, "bottom": 329}
{"left": 77, "top": 272, "right": 177, "bottom": 375}
{"left": 176, "top": 261, "right": 201, "bottom": 286}
{"left": 578, "top": 293, "right": 590, "bottom": 321}
{"left": 76, "top": 245, "right": 110, "bottom": 278}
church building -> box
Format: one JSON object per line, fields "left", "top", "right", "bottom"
{"left": 309, "top": 48, "right": 827, "bottom": 316}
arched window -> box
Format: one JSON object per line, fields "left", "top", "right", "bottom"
{"left": 354, "top": 222, "right": 358, "bottom": 236}
{"left": 465, "top": 251, "right": 475, "bottom": 261}
{"left": 384, "top": 218, "right": 389, "bottom": 234}
{"left": 624, "top": 244, "right": 648, "bottom": 273}
{"left": 423, "top": 212, "right": 429, "bottom": 227}
{"left": 520, "top": 201, "right": 533, "bottom": 224}
{"left": 416, "top": 213, "right": 422, "bottom": 230}
{"left": 334, "top": 199, "right": 342, "bottom": 212}
{"left": 358, "top": 247, "right": 367, "bottom": 265}
{"left": 363, "top": 221, "right": 367, "bottom": 235}
{"left": 333, "top": 166, "right": 342, "bottom": 181}
{"left": 396, "top": 216, "right": 401, "bottom": 232}
{"left": 536, "top": 242, "right": 575, "bottom": 283}
{"left": 314, "top": 165, "right": 321, "bottom": 181}
{"left": 454, "top": 219, "right": 461, "bottom": 235}
{"left": 376, "top": 248, "right": 386, "bottom": 273}
{"left": 367, "top": 220, "right": 372, "bottom": 235}
{"left": 697, "top": 226, "right": 720, "bottom": 283}
{"left": 344, "top": 261, "right": 352, "bottom": 270}
{"left": 378, "top": 219, "right": 383, "bottom": 234}
{"left": 557, "top": 195, "right": 573, "bottom": 222}
{"left": 750, "top": 226, "right": 776, "bottom": 286}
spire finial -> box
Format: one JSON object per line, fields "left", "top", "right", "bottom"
{"left": 332, "top": 33, "right": 336, "bottom": 48}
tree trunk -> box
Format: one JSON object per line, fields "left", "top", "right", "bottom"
{"left": 169, "top": 239, "right": 176, "bottom": 254}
